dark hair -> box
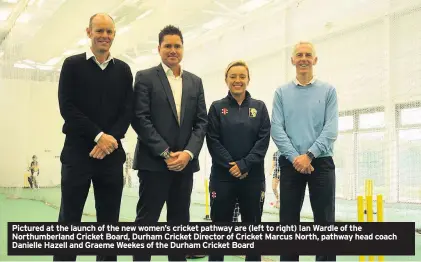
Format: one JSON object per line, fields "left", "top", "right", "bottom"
{"left": 89, "top": 13, "right": 115, "bottom": 28}
{"left": 159, "top": 25, "right": 183, "bottom": 45}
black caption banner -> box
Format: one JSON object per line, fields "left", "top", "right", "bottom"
{"left": 8, "top": 222, "right": 415, "bottom": 256}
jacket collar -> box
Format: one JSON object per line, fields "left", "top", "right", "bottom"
{"left": 226, "top": 90, "right": 251, "bottom": 105}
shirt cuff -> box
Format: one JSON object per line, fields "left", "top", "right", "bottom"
{"left": 183, "top": 150, "right": 194, "bottom": 161}
{"left": 94, "top": 132, "right": 104, "bottom": 143}
{"left": 287, "top": 152, "right": 300, "bottom": 164}
{"left": 236, "top": 159, "right": 248, "bottom": 174}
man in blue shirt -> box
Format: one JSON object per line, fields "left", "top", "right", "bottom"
{"left": 271, "top": 41, "right": 338, "bottom": 261}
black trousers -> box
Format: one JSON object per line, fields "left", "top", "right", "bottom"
{"left": 53, "top": 161, "right": 124, "bottom": 261}
{"left": 278, "top": 156, "right": 336, "bottom": 262}
{"left": 133, "top": 170, "right": 193, "bottom": 262}
{"left": 208, "top": 179, "right": 265, "bottom": 262}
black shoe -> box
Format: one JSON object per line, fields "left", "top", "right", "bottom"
{"left": 186, "top": 255, "right": 206, "bottom": 259}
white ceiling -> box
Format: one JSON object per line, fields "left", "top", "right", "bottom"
{"left": 0, "top": 0, "right": 420, "bottom": 75}
{"left": 0, "top": 0, "right": 287, "bottom": 71}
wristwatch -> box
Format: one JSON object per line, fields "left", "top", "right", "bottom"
{"left": 161, "top": 149, "right": 171, "bottom": 159}
{"left": 306, "top": 151, "right": 315, "bottom": 161}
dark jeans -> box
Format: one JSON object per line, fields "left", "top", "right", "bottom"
{"left": 278, "top": 156, "right": 336, "bottom": 262}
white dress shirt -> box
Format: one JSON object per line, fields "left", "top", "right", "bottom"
{"left": 293, "top": 76, "right": 316, "bottom": 86}
{"left": 86, "top": 48, "right": 114, "bottom": 70}
{"left": 161, "top": 62, "right": 183, "bottom": 124}
{"left": 161, "top": 62, "right": 194, "bottom": 160}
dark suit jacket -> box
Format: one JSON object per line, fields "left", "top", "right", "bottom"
{"left": 131, "top": 64, "right": 207, "bottom": 173}
{"left": 58, "top": 53, "right": 133, "bottom": 167}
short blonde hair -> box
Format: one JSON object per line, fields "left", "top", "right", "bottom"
{"left": 291, "top": 41, "right": 316, "bottom": 57}
{"left": 224, "top": 60, "right": 250, "bottom": 80}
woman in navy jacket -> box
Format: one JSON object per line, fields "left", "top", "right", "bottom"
{"left": 206, "top": 60, "right": 271, "bottom": 262}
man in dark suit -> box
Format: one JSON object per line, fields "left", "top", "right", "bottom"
{"left": 55, "top": 13, "right": 133, "bottom": 261}
{"left": 131, "top": 25, "right": 207, "bottom": 262}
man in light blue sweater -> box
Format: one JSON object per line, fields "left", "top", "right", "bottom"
{"left": 271, "top": 41, "right": 338, "bottom": 262}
